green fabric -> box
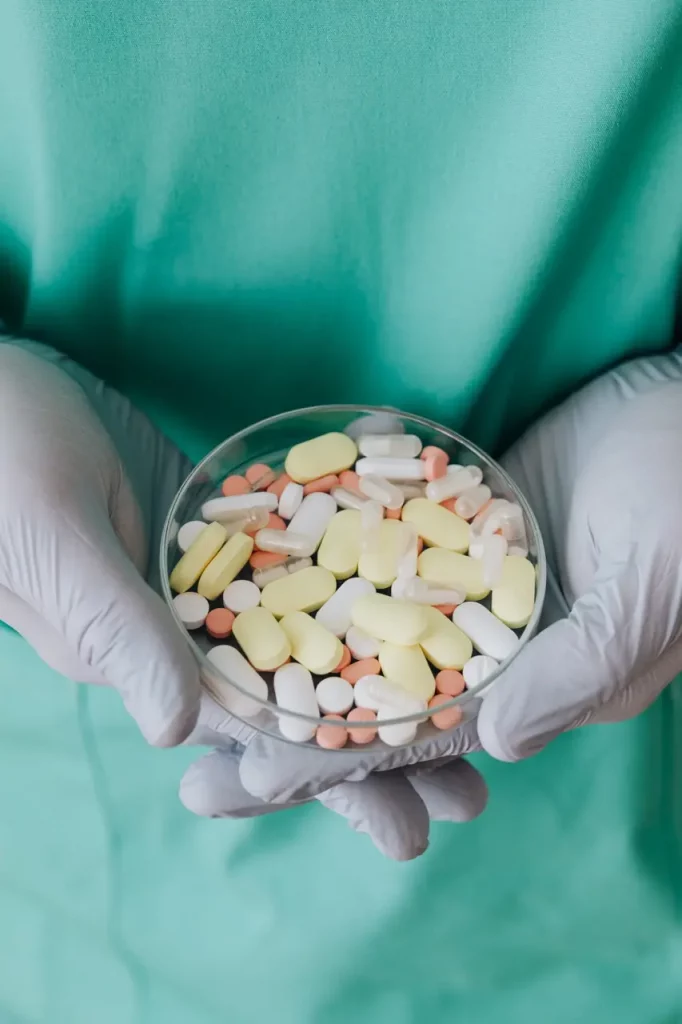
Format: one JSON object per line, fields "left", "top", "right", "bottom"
{"left": 2, "top": 1, "right": 682, "bottom": 1020}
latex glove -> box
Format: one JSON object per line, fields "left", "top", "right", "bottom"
{"left": 0, "top": 337, "right": 200, "bottom": 745}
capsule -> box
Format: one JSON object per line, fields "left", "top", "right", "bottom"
{"left": 355, "top": 457, "right": 426, "bottom": 481}
{"left": 357, "top": 434, "right": 422, "bottom": 459}
{"left": 358, "top": 474, "right": 405, "bottom": 510}
{"left": 202, "top": 491, "right": 278, "bottom": 522}
{"left": 331, "top": 486, "right": 369, "bottom": 511}
{"left": 455, "top": 484, "right": 492, "bottom": 520}
{"left": 255, "top": 528, "right": 316, "bottom": 557}
{"left": 425, "top": 466, "right": 483, "bottom": 503}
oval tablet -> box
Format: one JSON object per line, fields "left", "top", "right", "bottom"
{"left": 315, "top": 577, "right": 375, "bottom": 637}
{"left": 402, "top": 498, "right": 469, "bottom": 552}
{"left": 491, "top": 555, "right": 536, "bottom": 628}
{"left": 378, "top": 642, "right": 436, "bottom": 701}
{"left": 274, "top": 663, "right": 319, "bottom": 743}
{"left": 419, "top": 606, "right": 473, "bottom": 670}
{"left": 351, "top": 593, "right": 428, "bottom": 647}
{"left": 202, "top": 492, "right": 278, "bottom": 521}
{"left": 232, "top": 606, "right": 292, "bottom": 671}
{"left": 358, "top": 518, "right": 413, "bottom": 588}
{"left": 205, "top": 646, "right": 268, "bottom": 718}
{"left": 462, "top": 654, "right": 500, "bottom": 696}
{"left": 453, "top": 602, "right": 519, "bottom": 662}
{"left": 317, "top": 509, "right": 363, "bottom": 579}
{"left": 197, "top": 531, "right": 254, "bottom": 600}
{"left": 418, "top": 547, "right": 489, "bottom": 601}
{"left": 279, "top": 612, "right": 344, "bottom": 675}
{"left": 286, "top": 492, "right": 338, "bottom": 551}
{"left": 285, "top": 432, "right": 358, "bottom": 484}
{"left": 261, "top": 565, "right": 337, "bottom": 618}
{"left": 169, "top": 521, "right": 227, "bottom": 594}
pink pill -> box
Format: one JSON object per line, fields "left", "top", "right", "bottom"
{"left": 339, "top": 470, "right": 361, "bottom": 491}
{"left": 246, "top": 463, "right": 277, "bottom": 490}
{"left": 421, "top": 446, "right": 449, "bottom": 463}
{"left": 332, "top": 644, "right": 352, "bottom": 673}
{"left": 266, "top": 512, "right": 287, "bottom": 531}
{"left": 303, "top": 474, "right": 340, "bottom": 495}
{"left": 346, "top": 707, "right": 378, "bottom": 745}
{"left": 429, "top": 694, "right": 464, "bottom": 730}
{"left": 341, "top": 658, "right": 381, "bottom": 685}
{"left": 385, "top": 506, "right": 402, "bottom": 520}
{"left": 435, "top": 603, "right": 458, "bottom": 617}
{"left": 435, "top": 669, "right": 466, "bottom": 697}
{"left": 424, "top": 451, "right": 449, "bottom": 481}
{"left": 440, "top": 498, "right": 457, "bottom": 513}
{"left": 221, "top": 475, "right": 251, "bottom": 497}
{"left": 249, "top": 550, "right": 288, "bottom": 569}
{"left": 267, "top": 473, "right": 292, "bottom": 498}
{"left": 205, "top": 608, "right": 235, "bottom": 639}
{"left": 316, "top": 714, "right": 349, "bottom": 749}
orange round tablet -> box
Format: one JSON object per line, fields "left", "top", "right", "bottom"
{"left": 429, "top": 694, "right": 464, "bottom": 730}
{"left": 205, "top": 608, "right": 235, "bottom": 639}
{"left": 221, "top": 475, "right": 250, "bottom": 497}
{"left": 341, "top": 658, "right": 381, "bottom": 685}
{"left": 424, "top": 451, "right": 449, "bottom": 481}
{"left": 435, "top": 603, "right": 458, "bottom": 617}
{"left": 246, "top": 463, "right": 276, "bottom": 490}
{"left": 249, "top": 550, "right": 288, "bottom": 569}
{"left": 338, "top": 470, "right": 361, "bottom": 491}
{"left": 267, "top": 473, "right": 292, "bottom": 498}
{"left": 303, "top": 474, "right": 339, "bottom": 495}
{"left": 316, "top": 714, "right": 349, "bottom": 749}
{"left": 435, "top": 669, "right": 466, "bottom": 697}
{"left": 421, "top": 445, "right": 449, "bottom": 462}
{"left": 332, "top": 644, "right": 352, "bottom": 672}
{"left": 385, "top": 506, "right": 402, "bottom": 519}
{"left": 346, "top": 707, "right": 377, "bottom": 744}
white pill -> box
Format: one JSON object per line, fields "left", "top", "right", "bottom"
{"left": 452, "top": 602, "right": 519, "bottom": 661}
{"left": 255, "top": 529, "right": 315, "bottom": 557}
{"left": 315, "top": 577, "right": 376, "bottom": 637}
{"left": 345, "top": 625, "right": 381, "bottom": 660}
{"left": 287, "top": 556, "right": 314, "bottom": 574}
{"left": 356, "top": 457, "right": 426, "bottom": 481}
{"left": 278, "top": 481, "right": 304, "bottom": 519}
{"left": 173, "top": 592, "right": 209, "bottom": 630}
{"left": 391, "top": 576, "right": 464, "bottom": 606}
{"left": 358, "top": 474, "right": 405, "bottom": 510}
{"left": 202, "top": 492, "right": 278, "bottom": 521}
{"left": 252, "top": 564, "right": 289, "bottom": 588}
{"left": 177, "top": 521, "right": 208, "bottom": 553}
{"left": 455, "top": 484, "right": 492, "bottom": 520}
{"left": 273, "top": 663, "right": 319, "bottom": 743}
{"left": 425, "top": 466, "right": 483, "bottom": 503}
{"left": 462, "top": 654, "right": 500, "bottom": 696}
{"left": 357, "top": 434, "right": 422, "bottom": 459}
{"left": 398, "top": 482, "right": 427, "bottom": 499}
{"left": 479, "top": 533, "right": 508, "bottom": 588}
{"left": 205, "top": 646, "right": 268, "bottom": 717}
{"left": 360, "top": 499, "right": 384, "bottom": 550}
{"left": 315, "top": 676, "right": 355, "bottom": 715}
{"left": 223, "top": 579, "right": 261, "bottom": 613}
{"left": 377, "top": 707, "right": 418, "bottom": 746}
{"left": 286, "top": 492, "right": 337, "bottom": 550}
{"left": 363, "top": 675, "right": 427, "bottom": 714}
{"left": 344, "top": 412, "right": 405, "bottom": 440}
{"left": 331, "top": 486, "right": 369, "bottom": 510}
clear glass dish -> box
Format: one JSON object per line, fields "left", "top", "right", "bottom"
{"left": 160, "top": 406, "right": 546, "bottom": 754}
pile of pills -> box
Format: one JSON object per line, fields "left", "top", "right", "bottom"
{"left": 168, "top": 415, "right": 537, "bottom": 749}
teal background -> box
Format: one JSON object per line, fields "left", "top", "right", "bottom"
{"left": 2, "top": 1, "right": 682, "bottom": 1020}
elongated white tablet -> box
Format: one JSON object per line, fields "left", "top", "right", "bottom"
{"left": 452, "top": 602, "right": 519, "bottom": 661}
{"left": 315, "top": 577, "right": 376, "bottom": 637}
{"left": 205, "top": 646, "right": 268, "bottom": 718}
{"left": 286, "top": 492, "right": 337, "bottom": 551}
{"left": 274, "top": 663, "right": 319, "bottom": 742}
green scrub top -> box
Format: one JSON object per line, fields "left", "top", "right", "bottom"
{"left": 2, "top": 2, "right": 682, "bottom": 1021}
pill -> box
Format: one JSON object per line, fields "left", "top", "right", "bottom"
{"left": 265, "top": 512, "right": 286, "bottom": 531}
{"left": 255, "top": 528, "right": 316, "bottom": 557}
{"left": 357, "top": 434, "right": 422, "bottom": 459}
{"left": 418, "top": 547, "right": 490, "bottom": 600}
{"left": 246, "top": 463, "right": 277, "bottom": 490}
{"left": 331, "top": 486, "right": 369, "bottom": 511}
{"left": 303, "top": 474, "right": 340, "bottom": 495}
{"left": 316, "top": 676, "right": 355, "bottom": 714}
{"left": 351, "top": 593, "right": 428, "bottom": 646}
{"left": 491, "top": 555, "right": 536, "bottom": 628}
{"left": 221, "top": 475, "right": 251, "bottom": 497}
{"left": 358, "top": 518, "right": 413, "bottom": 588}
{"left": 419, "top": 606, "right": 473, "bottom": 670}
{"left": 477, "top": 533, "right": 508, "bottom": 588}
{"left": 424, "top": 449, "right": 449, "bottom": 481}
{"left": 317, "top": 509, "right": 363, "bottom": 579}
{"left": 396, "top": 525, "right": 419, "bottom": 579}
{"left": 250, "top": 550, "right": 288, "bottom": 569}
{"left": 435, "top": 603, "right": 458, "bottom": 616}
{"left": 488, "top": 502, "right": 528, "bottom": 552}
{"left": 316, "top": 577, "right": 376, "bottom": 636}
{"left": 360, "top": 675, "right": 428, "bottom": 714}
{"left": 421, "top": 445, "right": 449, "bottom": 462}
{"left": 455, "top": 484, "right": 492, "bottom": 520}
{"left": 385, "top": 507, "right": 402, "bottom": 520}
{"left": 233, "top": 606, "right": 292, "bottom": 671}
{"left": 344, "top": 412, "right": 405, "bottom": 439}
{"left": 333, "top": 644, "right": 352, "bottom": 672}
{"left": 359, "top": 474, "right": 405, "bottom": 510}
{"left": 197, "top": 532, "right": 254, "bottom": 600}
{"left": 273, "top": 663, "right": 319, "bottom": 742}
{"left": 429, "top": 694, "right": 464, "bottom": 730}
{"left": 267, "top": 473, "right": 292, "bottom": 498}
{"left": 177, "top": 521, "right": 208, "bottom": 553}
{"left": 435, "top": 668, "right": 466, "bottom": 696}
{"left": 346, "top": 707, "right": 378, "bottom": 744}
{"left": 452, "top": 602, "right": 519, "bottom": 661}
{"left": 316, "top": 715, "right": 349, "bottom": 749}
{"left": 172, "top": 592, "right": 210, "bottom": 630}
{"left": 356, "top": 457, "right": 426, "bottom": 481}
{"left": 261, "top": 565, "right": 337, "bottom": 617}
{"left": 205, "top": 607, "right": 236, "bottom": 639}
{"left": 202, "top": 492, "right": 278, "bottom": 522}
{"left": 286, "top": 492, "right": 337, "bottom": 551}
{"left": 280, "top": 611, "right": 344, "bottom": 675}
{"left": 425, "top": 465, "right": 483, "bottom": 503}
{"left": 286, "top": 556, "right": 314, "bottom": 574}
{"left": 285, "top": 432, "right": 358, "bottom": 484}
{"left": 378, "top": 642, "right": 436, "bottom": 701}
{"left": 252, "top": 563, "right": 289, "bottom": 588}
{"left": 278, "top": 481, "right": 304, "bottom": 519}
{"left": 360, "top": 499, "right": 384, "bottom": 545}
{"left": 222, "top": 579, "right": 261, "bottom": 613}
{"left": 241, "top": 507, "right": 273, "bottom": 536}
{"left": 398, "top": 482, "right": 427, "bottom": 499}
{"left": 391, "top": 575, "right": 465, "bottom": 607}
{"left": 345, "top": 625, "right": 381, "bottom": 660}
{"left": 169, "top": 521, "right": 228, "bottom": 593}
{"left": 469, "top": 498, "right": 510, "bottom": 539}
{"left": 338, "top": 470, "right": 361, "bottom": 490}
{"left": 205, "top": 646, "right": 269, "bottom": 718}
{"left": 377, "top": 707, "right": 418, "bottom": 747}
{"left": 462, "top": 654, "right": 500, "bottom": 695}
{"left": 341, "top": 657, "right": 381, "bottom": 685}
{"left": 402, "top": 498, "right": 469, "bottom": 553}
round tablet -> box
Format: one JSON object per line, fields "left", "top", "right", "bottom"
{"left": 345, "top": 625, "right": 381, "bottom": 660}
{"left": 221, "top": 475, "right": 251, "bottom": 497}
{"left": 429, "top": 694, "right": 464, "bottom": 730}
{"left": 246, "top": 463, "right": 276, "bottom": 490}
{"left": 346, "top": 707, "right": 377, "bottom": 745}
{"left": 205, "top": 608, "right": 235, "bottom": 639}
{"left": 316, "top": 715, "right": 349, "bottom": 749}
{"left": 173, "top": 592, "right": 210, "bottom": 630}
{"left": 177, "top": 520, "right": 208, "bottom": 553}
{"left": 435, "top": 669, "right": 466, "bottom": 697}
{"left": 315, "top": 676, "right": 354, "bottom": 715}
{"left": 223, "top": 580, "right": 261, "bottom": 613}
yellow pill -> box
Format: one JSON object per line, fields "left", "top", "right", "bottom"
{"left": 358, "top": 519, "right": 413, "bottom": 588}
{"left": 378, "top": 642, "right": 436, "bottom": 701}
{"left": 260, "top": 565, "right": 337, "bottom": 617}
{"left": 285, "top": 432, "right": 358, "bottom": 484}
{"left": 232, "top": 607, "right": 292, "bottom": 671}
{"left": 351, "top": 593, "right": 428, "bottom": 647}
{"left": 492, "top": 555, "right": 536, "bottom": 628}
{"left": 317, "top": 509, "right": 362, "bottom": 579}
{"left": 418, "top": 547, "right": 489, "bottom": 601}
{"left": 279, "top": 611, "right": 343, "bottom": 675}
{"left": 419, "top": 606, "right": 473, "bottom": 670}
{"left": 402, "top": 498, "right": 469, "bottom": 552}
{"left": 169, "top": 521, "right": 228, "bottom": 594}
{"left": 197, "top": 531, "right": 254, "bottom": 600}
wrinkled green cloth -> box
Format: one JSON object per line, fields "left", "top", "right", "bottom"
{"left": 2, "top": 1, "right": 682, "bottom": 1020}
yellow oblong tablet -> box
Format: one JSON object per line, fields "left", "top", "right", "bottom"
{"left": 418, "top": 547, "right": 489, "bottom": 601}
{"left": 402, "top": 498, "right": 469, "bottom": 552}
{"left": 351, "top": 593, "right": 428, "bottom": 647}
{"left": 170, "top": 521, "right": 228, "bottom": 594}
{"left": 419, "top": 606, "right": 473, "bottom": 670}
{"left": 492, "top": 555, "right": 536, "bottom": 628}
{"left": 260, "top": 565, "right": 337, "bottom": 617}
{"left": 197, "top": 531, "right": 254, "bottom": 600}
{"left": 358, "top": 519, "right": 412, "bottom": 588}
{"left": 279, "top": 611, "right": 343, "bottom": 675}
{"left": 378, "top": 643, "right": 436, "bottom": 701}
{"left": 317, "top": 510, "right": 362, "bottom": 580}
{"left": 285, "top": 432, "right": 358, "bottom": 484}
{"left": 232, "top": 607, "right": 292, "bottom": 671}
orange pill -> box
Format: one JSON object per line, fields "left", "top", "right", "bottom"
{"left": 424, "top": 451, "right": 449, "bottom": 481}
{"left": 385, "top": 506, "right": 402, "bottom": 520}
{"left": 267, "top": 512, "right": 287, "bottom": 531}
{"left": 429, "top": 694, "right": 464, "bottom": 730}
{"left": 267, "top": 473, "right": 292, "bottom": 498}
{"left": 341, "top": 658, "right": 381, "bottom": 685}
{"left": 333, "top": 644, "right": 352, "bottom": 672}
{"left": 316, "top": 714, "right": 349, "bottom": 749}
{"left": 339, "top": 470, "right": 361, "bottom": 491}
{"left": 435, "top": 603, "right": 458, "bottom": 617}
{"left": 435, "top": 669, "right": 466, "bottom": 697}
{"left": 246, "top": 463, "right": 276, "bottom": 490}
{"left": 440, "top": 498, "right": 457, "bottom": 513}
{"left": 421, "top": 446, "right": 449, "bottom": 462}
{"left": 303, "top": 474, "right": 340, "bottom": 495}
{"left": 249, "top": 550, "right": 288, "bottom": 569}
{"left": 221, "top": 475, "right": 251, "bottom": 497}
{"left": 205, "top": 608, "right": 235, "bottom": 639}
{"left": 346, "top": 707, "right": 378, "bottom": 744}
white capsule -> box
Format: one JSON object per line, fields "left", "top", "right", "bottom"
{"left": 455, "top": 484, "right": 492, "bottom": 520}
{"left": 205, "top": 646, "right": 268, "bottom": 718}
{"left": 252, "top": 564, "right": 289, "bottom": 588}
{"left": 315, "top": 577, "right": 376, "bottom": 637}
{"left": 255, "top": 528, "right": 316, "bottom": 557}
{"left": 315, "top": 676, "right": 355, "bottom": 715}
{"left": 345, "top": 625, "right": 381, "bottom": 660}
{"left": 425, "top": 466, "right": 483, "bottom": 503}
{"left": 286, "top": 556, "right": 314, "bottom": 574}
{"left": 331, "top": 486, "right": 369, "bottom": 511}
{"left": 358, "top": 474, "right": 405, "bottom": 510}
{"left": 452, "top": 602, "right": 519, "bottom": 661}
{"left": 344, "top": 412, "right": 405, "bottom": 440}
{"left": 360, "top": 499, "right": 384, "bottom": 552}
{"left": 273, "top": 663, "right": 319, "bottom": 742}
{"left": 490, "top": 501, "right": 528, "bottom": 553}
{"left": 469, "top": 498, "right": 510, "bottom": 539}
{"left": 286, "top": 492, "right": 337, "bottom": 551}
{"left": 479, "top": 533, "right": 508, "bottom": 588}
{"left": 177, "top": 521, "right": 208, "bottom": 553}
{"left": 278, "top": 482, "right": 304, "bottom": 520}
{"left": 357, "top": 434, "right": 422, "bottom": 459}
{"left": 173, "top": 592, "right": 209, "bottom": 630}
{"left": 202, "top": 492, "right": 278, "bottom": 522}
{"left": 396, "top": 525, "right": 419, "bottom": 579}
{"left": 222, "top": 579, "right": 261, "bottom": 613}
{"left": 377, "top": 707, "right": 418, "bottom": 746}
{"left": 462, "top": 654, "right": 500, "bottom": 696}
{"left": 364, "top": 675, "right": 427, "bottom": 714}
{"left": 397, "top": 482, "right": 427, "bottom": 499}
{"left": 391, "top": 576, "right": 465, "bottom": 606}
{"left": 355, "top": 457, "right": 426, "bottom": 481}
{"left": 219, "top": 506, "right": 271, "bottom": 537}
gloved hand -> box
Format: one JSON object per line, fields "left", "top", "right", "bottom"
{"left": 182, "top": 348, "right": 682, "bottom": 855}
{"left": 0, "top": 337, "right": 200, "bottom": 745}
